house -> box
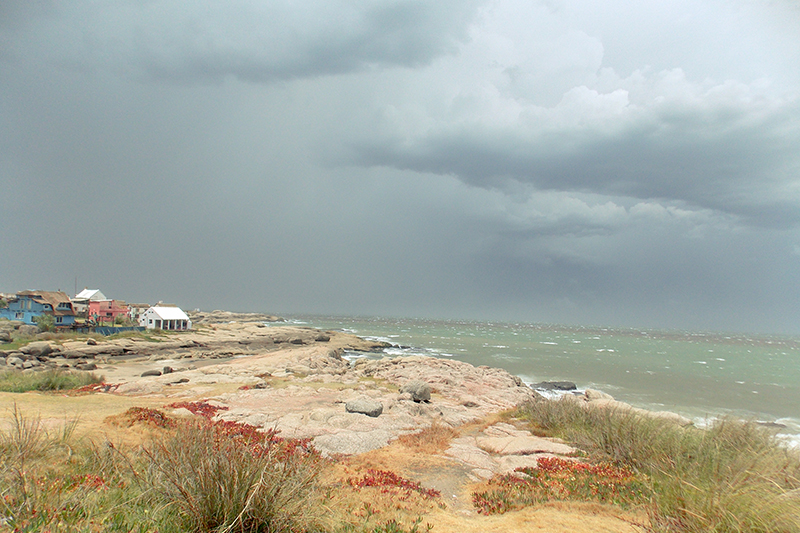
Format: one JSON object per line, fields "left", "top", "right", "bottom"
{"left": 127, "top": 303, "right": 151, "bottom": 322}
{"left": 0, "top": 290, "right": 76, "bottom": 326}
{"left": 71, "top": 288, "right": 108, "bottom": 316}
{"left": 88, "top": 299, "right": 130, "bottom": 324}
{"left": 138, "top": 306, "right": 192, "bottom": 331}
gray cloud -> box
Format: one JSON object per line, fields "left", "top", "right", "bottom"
{"left": 351, "top": 79, "right": 800, "bottom": 227}
{"left": 1, "top": 0, "right": 482, "bottom": 82}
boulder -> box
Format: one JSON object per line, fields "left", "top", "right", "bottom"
{"left": 18, "top": 325, "right": 38, "bottom": 337}
{"left": 141, "top": 369, "right": 163, "bottom": 377}
{"left": 86, "top": 338, "right": 97, "bottom": 346}
{"left": 7, "top": 356, "right": 23, "bottom": 367}
{"left": 345, "top": 397, "right": 384, "bottom": 418}
{"left": 648, "top": 410, "right": 693, "bottom": 427}
{"left": 584, "top": 388, "right": 614, "bottom": 401}
{"left": 0, "top": 331, "right": 11, "bottom": 343}
{"left": 21, "top": 341, "right": 53, "bottom": 357}
{"left": 401, "top": 380, "right": 431, "bottom": 402}
{"left": 76, "top": 363, "right": 97, "bottom": 371}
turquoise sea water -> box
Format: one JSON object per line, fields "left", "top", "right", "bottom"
{"left": 288, "top": 315, "right": 800, "bottom": 438}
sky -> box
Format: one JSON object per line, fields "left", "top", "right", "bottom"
{"left": 2, "top": 0, "right": 799, "bottom": 334}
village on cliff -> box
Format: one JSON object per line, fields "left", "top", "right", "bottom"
{"left": 0, "top": 288, "right": 191, "bottom": 332}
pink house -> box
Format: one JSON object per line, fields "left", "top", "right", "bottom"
{"left": 88, "top": 300, "right": 129, "bottom": 324}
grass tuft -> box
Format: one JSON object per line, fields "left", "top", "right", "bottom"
{"left": 142, "top": 418, "right": 324, "bottom": 533}
{"left": 0, "top": 368, "right": 104, "bottom": 393}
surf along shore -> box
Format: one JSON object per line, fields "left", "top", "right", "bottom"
{"left": 1, "top": 311, "right": 797, "bottom": 532}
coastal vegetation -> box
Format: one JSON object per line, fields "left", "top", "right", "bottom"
{"left": 0, "top": 368, "right": 103, "bottom": 393}
{"left": 0, "top": 406, "right": 435, "bottom": 533}
{"left": 489, "top": 397, "right": 800, "bottom": 532}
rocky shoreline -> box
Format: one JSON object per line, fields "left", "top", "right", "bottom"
{"left": 1, "top": 314, "right": 691, "bottom": 479}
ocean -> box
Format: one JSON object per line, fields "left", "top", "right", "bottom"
{"left": 287, "top": 315, "right": 800, "bottom": 442}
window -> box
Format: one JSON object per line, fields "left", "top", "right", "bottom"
{"left": 56, "top": 317, "right": 63, "bottom": 324}
{"left": 15, "top": 312, "right": 23, "bottom": 319}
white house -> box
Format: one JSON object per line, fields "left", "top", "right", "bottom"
{"left": 138, "top": 306, "right": 192, "bottom": 331}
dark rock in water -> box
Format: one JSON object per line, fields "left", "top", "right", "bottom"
{"left": 141, "top": 369, "right": 162, "bottom": 377}
{"left": 531, "top": 381, "right": 577, "bottom": 391}
{"left": 401, "top": 380, "right": 431, "bottom": 402}
{"left": 345, "top": 398, "right": 383, "bottom": 418}
{"left": 758, "top": 421, "right": 787, "bottom": 430}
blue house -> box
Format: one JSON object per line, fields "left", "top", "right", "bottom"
{"left": 0, "top": 290, "right": 77, "bottom": 326}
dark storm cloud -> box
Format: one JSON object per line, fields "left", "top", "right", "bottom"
{"left": 351, "top": 86, "right": 800, "bottom": 228}
{"left": 2, "top": 0, "right": 800, "bottom": 335}
{"left": 1, "top": 0, "right": 482, "bottom": 83}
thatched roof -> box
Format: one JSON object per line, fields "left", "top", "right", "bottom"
{"left": 16, "top": 290, "right": 75, "bottom": 316}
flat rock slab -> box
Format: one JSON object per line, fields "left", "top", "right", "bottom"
{"left": 313, "top": 429, "right": 393, "bottom": 457}
{"left": 476, "top": 435, "right": 575, "bottom": 456}
{"left": 445, "top": 423, "right": 577, "bottom": 479}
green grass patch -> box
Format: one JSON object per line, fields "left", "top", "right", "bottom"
{"left": 505, "top": 398, "right": 800, "bottom": 532}
{"left": 0, "top": 369, "right": 104, "bottom": 393}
